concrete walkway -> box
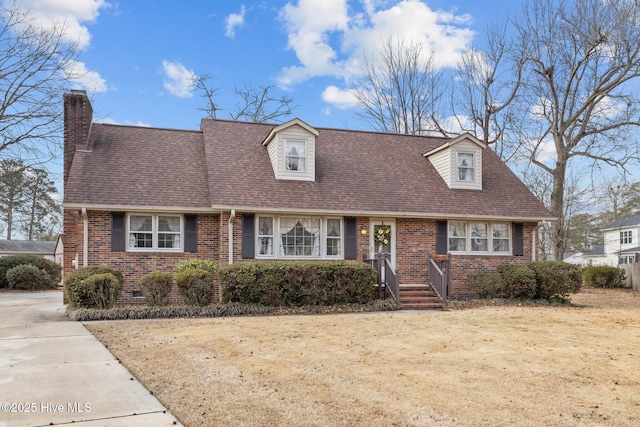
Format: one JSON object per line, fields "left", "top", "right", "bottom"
{"left": 0, "top": 291, "right": 182, "bottom": 427}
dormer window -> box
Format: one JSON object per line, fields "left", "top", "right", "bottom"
{"left": 263, "top": 118, "right": 318, "bottom": 182}
{"left": 457, "top": 152, "right": 474, "bottom": 182}
{"left": 424, "top": 133, "right": 486, "bottom": 190}
{"left": 285, "top": 140, "right": 306, "bottom": 172}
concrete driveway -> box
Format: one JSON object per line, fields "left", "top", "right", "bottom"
{"left": 0, "top": 291, "right": 182, "bottom": 427}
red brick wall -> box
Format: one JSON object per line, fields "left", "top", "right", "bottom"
{"left": 63, "top": 91, "right": 92, "bottom": 187}
{"left": 63, "top": 209, "right": 220, "bottom": 304}
{"left": 63, "top": 210, "right": 539, "bottom": 304}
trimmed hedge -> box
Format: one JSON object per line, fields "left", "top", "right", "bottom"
{"left": 6, "top": 264, "right": 52, "bottom": 290}
{"left": 174, "top": 259, "right": 218, "bottom": 275}
{"left": 219, "top": 261, "right": 377, "bottom": 306}
{"left": 175, "top": 269, "right": 214, "bottom": 306}
{"left": 582, "top": 266, "right": 627, "bottom": 288}
{"left": 65, "top": 265, "right": 124, "bottom": 309}
{"left": 0, "top": 254, "right": 61, "bottom": 289}
{"left": 139, "top": 271, "right": 173, "bottom": 306}
{"left": 529, "top": 261, "right": 582, "bottom": 300}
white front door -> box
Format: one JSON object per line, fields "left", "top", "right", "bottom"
{"left": 369, "top": 219, "right": 396, "bottom": 268}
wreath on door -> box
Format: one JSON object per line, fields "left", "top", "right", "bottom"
{"left": 374, "top": 225, "right": 391, "bottom": 247}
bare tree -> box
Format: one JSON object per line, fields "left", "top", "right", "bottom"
{"left": 192, "top": 76, "right": 295, "bottom": 123}
{"left": 353, "top": 36, "right": 445, "bottom": 135}
{"left": 191, "top": 74, "right": 221, "bottom": 119}
{"left": 0, "top": 0, "right": 79, "bottom": 165}
{"left": 454, "top": 21, "right": 524, "bottom": 159}
{"left": 514, "top": 0, "right": 640, "bottom": 260}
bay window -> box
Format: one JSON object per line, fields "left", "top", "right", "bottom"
{"left": 256, "top": 215, "right": 342, "bottom": 259}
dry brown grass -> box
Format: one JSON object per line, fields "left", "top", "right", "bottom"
{"left": 86, "top": 288, "right": 640, "bottom": 427}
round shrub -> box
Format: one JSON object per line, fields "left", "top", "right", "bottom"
{"left": 65, "top": 265, "right": 124, "bottom": 309}
{"left": 139, "top": 271, "right": 173, "bottom": 306}
{"left": 468, "top": 271, "right": 505, "bottom": 299}
{"left": 175, "top": 269, "right": 214, "bottom": 306}
{"left": 496, "top": 263, "right": 537, "bottom": 299}
{"left": 0, "top": 255, "right": 61, "bottom": 289}
{"left": 582, "top": 266, "right": 627, "bottom": 288}
{"left": 529, "top": 261, "right": 582, "bottom": 301}
{"left": 6, "top": 264, "right": 52, "bottom": 290}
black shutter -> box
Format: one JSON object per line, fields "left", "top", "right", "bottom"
{"left": 242, "top": 213, "right": 255, "bottom": 259}
{"left": 344, "top": 217, "right": 357, "bottom": 260}
{"left": 436, "top": 220, "right": 448, "bottom": 254}
{"left": 184, "top": 215, "right": 197, "bottom": 252}
{"left": 513, "top": 223, "right": 524, "bottom": 256}
{"left": 111, "top": 212, "right": 125, "bottom": 251}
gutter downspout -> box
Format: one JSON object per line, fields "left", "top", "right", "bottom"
{"left": 81, "top": 208, "right": 88, "bottom": 267}
{"left": 532, "top": 227, "right": 536, "bottom": 262}
{"left": 228, "top": 209, "right": 236, "bottom": 265}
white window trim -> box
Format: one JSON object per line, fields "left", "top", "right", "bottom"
{"left": 284, "top": 139, "right": 307, "bottom": 173}
{"left": 456, "top": 151, "right": 475, "bottom": 183}
{"left": 126, "top": 213, "right": 184, "bottom": 252}
{"left": 255, "top": 215, "right": 344, "bottom": 260}
{"left": 448, "top": 221, "right": 511, "bottom": 255}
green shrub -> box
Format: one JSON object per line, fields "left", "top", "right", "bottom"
{"left": 174, "top": 259, "right": 218, "bottom": 275}
{"left": 6, "top": 264, "right": 52, "bottom": 290}
{"left": 496, "top": 264, "right": 537, "bottom": 299}
{"left": 0, "top": 255, "right": 61, "bottom": 289}
{"left": 65, "top": 265, "right": 124, "bottom": 309}
{"left": 528, "top": 261, "right": 582, "bottom": 301}
{"left": 219, "top": 261, "right": 377, "bottom": 306}
{"left": 469, "top": 272, "right": 505, "bottom": 299}
{"left": 175, "top": 269, "right": 214, "bottom": 306}
{"left": 139, "top": 271, "right": 173, "bottom": 306}
{"left": 582, "top": 266, "right": 627, "bottom": 288}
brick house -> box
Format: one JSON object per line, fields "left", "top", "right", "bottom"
{"left": 63, "top": 90, "right": 553, "bottom": 305}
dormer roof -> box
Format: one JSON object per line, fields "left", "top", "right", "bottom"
{"left": 262, "top": 118, "right": 319, "bottom": 146}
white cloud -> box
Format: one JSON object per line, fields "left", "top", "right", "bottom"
{"left": 2, "top": 0, "right": 108, "bottom": 48}
{"left": 277, "top": 0, "right": 474, "bottom": 110}
{"left": 225, "top": 5, "right": 246, "bottom": 38}
{"left": 321, "top": 85, "right": 359, "bottom": 109}
{"left": 62, "top": 60, "right": 107, "bottom": 93}
{"left": 161, "top": 60, "right": 196, "bottom": 98}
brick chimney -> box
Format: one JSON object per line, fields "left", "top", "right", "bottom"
{"left": 63, "top": 89, "right": 93, "bottom": 188}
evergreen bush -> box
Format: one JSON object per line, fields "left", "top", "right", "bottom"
{"left": 175, "top": 269, "right": 214, "bottom": 306}
{"left": 139, "top": 271, "right": 173, "bottom": 306}
{"left": 496, "top": 264, "right": 537, "bottom": 299}
{"left": 65, "top": 265, "right": 124, "bottom": 309}
{"left": 582, "top": 266, "right": 627, "bottom": 288}
{"left": 6, "top": 264, "right": 52, "bottom": 290}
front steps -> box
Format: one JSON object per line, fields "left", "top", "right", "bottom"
{"left": 399, "top": 284, "right": 443, "bottom": 310}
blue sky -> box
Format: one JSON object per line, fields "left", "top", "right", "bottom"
{"left": 15, "top": 0, "right": 520, "bottom": 131}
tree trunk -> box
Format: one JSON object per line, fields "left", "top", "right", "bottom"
{"left": 550, "top": 155, "right": 567, "bottom": 261}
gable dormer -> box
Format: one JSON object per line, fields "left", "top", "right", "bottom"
{"left": 263, "top": 118, "right": 319, "bottom": 181}
{"left": 423, "top": 133, "right": 486, "bottom": 190}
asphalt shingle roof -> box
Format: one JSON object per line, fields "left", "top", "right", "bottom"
{"left": 64, "top": 119, "right": 553, "bottom": 221}
{"left": 602, "top": 214, "right": 640, "bottom": 230}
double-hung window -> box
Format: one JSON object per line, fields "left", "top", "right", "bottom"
{"left": 285, "top": 140, "right": 306, "bottom": 172}
{"left": 620, "top": 230, "right": 632, "bottom": 244}
{"left": 256, "top": 216, "right": 342, "bottom": 259}
{"left": 457, "top": 152, "right": 474, "bottom": 182}
{"left": 128, "top": 214, "right": 182, "bottom": 251}
{"left": 448, "top": 221, "right": 510, "bottom": 254}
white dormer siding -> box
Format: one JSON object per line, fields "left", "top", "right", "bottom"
{"left": 263, "top": 118, "right": 319, "bottom": 182}
{"left": 424, "top": 133, "right": 486, "bottom": 190}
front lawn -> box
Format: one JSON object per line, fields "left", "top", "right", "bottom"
{"left": 86, "top": 287, "right": 640, "bottom": 427}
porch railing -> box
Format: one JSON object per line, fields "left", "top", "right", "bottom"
{"left": 428, "top": 256, "right": 449, "bottom": 304}
{"left": 365, "top": 255, "right": 399, "bottom": 302}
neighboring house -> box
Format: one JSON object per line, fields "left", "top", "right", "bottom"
{"left": 62, "top": 90, "right": 553, "bottom": 304}
{"left": 0, "top": 239, "right": 56, "bottom": 261}
{"left": 583, "top": 215, "right": 640, "bottom": 266}
{"left": 563, "top": 251, "right": 584, "bottom": 266}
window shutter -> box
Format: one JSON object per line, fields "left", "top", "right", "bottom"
{"left": 436, "top": 220, "right": 448, "bottom": 254}
{"left": 184, "top": 215, "right": 197, "bottom": 252}
{"left": 513, "top": 223, "right": 524, "bottom": 256}
{"left": 242, "top": 213, "right": 255, "bottom": 259}
{"left": 111, "top": 212, "right": 125, "bottom": 251}
{"left": 344, "top": 217, "right": 357, "bottom": 260}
